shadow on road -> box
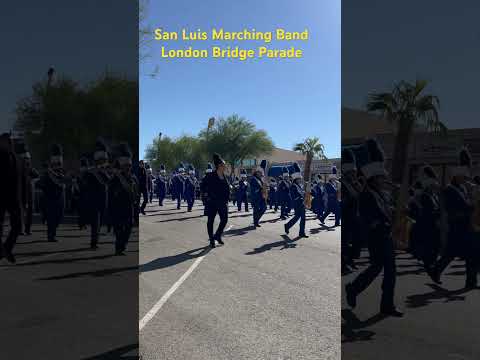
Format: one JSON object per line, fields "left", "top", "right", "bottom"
{"left": 405, "top": 283, "right": 471, "bottom": 309}
{"left": 80, "top": 343, "right": 138, "bottom": 360}
{"left": 341, "top": 309, "right": 384, "bottom": 343}
{"left": 37, "top": 265, "right": 138, "bottom": 280}
{"left": 151, "top": 214, "right": 205, "bottom": 223}
{"left": 223, "top": 224, "right": 257, "bottom": 237}
{"left": 140, "top": 246, "right": 211, "bottom": 273}
{"left": 245, "top": 235, "right": 300, "bottom": 255}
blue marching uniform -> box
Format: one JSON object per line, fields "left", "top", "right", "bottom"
{"left": 236, "top": 178, "right": 249, "bottom": 212}
{"left": 320, "top": 180, "right": 340, "bottom": 226}
{"left": 278, "top": 178, "right": 291, "bottom": 219}
{"left": 284, "top": 181, "right": 307, "bottom": 237}
{"left": 269, "top": 180, "right": 278, "bottom": 211}
{"left": 172, "top": 170, "right": 185, "bottom": 210}
{"left": 250, "top": 175, "right": 266, "bottom": 227}
{"left": 155, "top": 174, "right": 167, "bottom": 206}
{"left": 184, "top": 175, "right": 196, "bottom": 212}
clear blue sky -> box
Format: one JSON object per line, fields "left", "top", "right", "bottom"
{"left": 140, "top": 0, "right": 340, "bottom": 159}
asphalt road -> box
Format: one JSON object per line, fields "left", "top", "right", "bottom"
{"left": 140, "top": 199, "right": 341, "bottom": 360}
{"left": 0, "top": 220, "right": 139, "bottom": 359}
{"left": 342, "top": 250, "right": 480, "bottom": 359}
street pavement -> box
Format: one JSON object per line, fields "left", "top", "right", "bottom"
{"left": 0, "top": 220, "right": 139, "bottom": 359}
{"left": 140, "top": 199, "right": 341, "bottom": 360}
{"left": 342, "top": 250, "right": 480, "bottom": 359}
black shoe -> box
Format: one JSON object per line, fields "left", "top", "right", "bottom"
{"left": 255, "top": 224, "right": 261, "bottom": 228}
{"left": 141, "top": 210, "right": 146, "bottom": 215}
{"left": 216, "top": 237, "right": 224, "bottom": 245}
{"left": 48, "top": 238, "right": 57, "bottom": 242}
{"left": 25, "top": 231, "right": 32, "bottom": 236}
{"left": 280, "top": 216, "right": 286, "bottom": 220}
{"left": 115, "top": 251, "right": 126, "bottom": 256}
{"left": 5, "top": 252, "right": 16, "bottom": 264}
{"left": 345, "top": 283, "right": 357, "bottom": 308}
{"left": 428, "top": 268, "right": 442, "bottom": 284}
{"left": 284, "top": 224, "right": 289, "bottom": 234}
{"left": 380, "top": 308, "right": 404, "bottom": 317}
{"left": 299, "top": 233, "right": 309, "bottom": 238}
{"left": 91, "top": 244, "right": 98, "bottom": 250}
{"left": 209, "top": 239, "right": 216, "bottom": 248}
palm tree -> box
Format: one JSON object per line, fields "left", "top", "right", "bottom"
{"left": 366, "top": 79, "right": 444, "bottom": 248}
{"left": 293, "top": 137, "right": 326, "bottom": 183}
{"left": 366, "top": 79, "right": 444, "bottom": 184}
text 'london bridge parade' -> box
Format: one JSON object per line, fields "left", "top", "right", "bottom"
{"left": 1, "top": 134, "right": 138, "bottom": 263}
{"left": 139, "top": 154, "right": 341, "bottom": 249}
{"left": 341, "top": 138, "right": 480, "bottom": 318}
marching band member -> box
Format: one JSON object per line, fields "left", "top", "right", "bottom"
{"left": 250, "top": 160, "right": 267, "bottom": 228}
{"left": 284, "top": 163, "right": 308, "bottom": 238}
{"left": 431, "top": 147, "right": 477, "bottom": 288}
{"left": 345, "top": 139, "right": 402, "bottom": 317}
{"left": 156, "top": 165, "right": 167, "bottom": 206}
{"left": 202, "top": 154, "right": 230, "bottom": 248}
{"left": 37, "top": 144, "right": 66, "bottom": 243}
{"left": 185, "top": 164, "right": 197, "bottom": 212}
{"left": 236, "top": 169, "right": 249, "bottom": 212}
{"left": 109, "top": 143, "right": 137, "bottom": 256}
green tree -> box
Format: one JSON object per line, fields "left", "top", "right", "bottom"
{"left": 366, "top": 79, "right": 444, "bottom": 184}
{"left": 15, "top": 73, "right": 138, "bottom": 168}
{"left": 366, "top": 79, "right": 444, "bottom": 248}
{"left": 144, "top": 135, "right": 207, "bottom": 173}
{"left": 293, "top": 137, "right": 326, "bottom": 183}
{"left": 198, "top": 114, "right": 274, "bottom": 174}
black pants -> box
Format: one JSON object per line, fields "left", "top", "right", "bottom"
{"left": 24, "top": 200, "right": 33, "bottom": 233}
{"left": 139, "top": 189, "right": 148, "bottom": 212}
{"left": 237, "top": 194, "right": 248, "bottom": 212}
{"left": 90, "top": 209, "right": 103, "bottom": 247}
{"left": 207, "top": 202, "right": 228, "bottom": 240}
{"left": 0, "top": 203, "right": 22, "bottom": 254}
{"left": 285, "top": 205, "right": 306, "bottom": 235}
{"left": 252, "top": 200, "right": 267, "bottom": 226}
{"left": 350, "top": 230, "right": 396, "bottom": 311}
{"left": 114, "top": 223, "right": 132, "bottom": 253}
{"left": 280, "top": 199, "right": 290, "bottom": 218}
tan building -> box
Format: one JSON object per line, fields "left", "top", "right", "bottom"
{"left": 237, "top": 147, "right": 340, "bottom": 179}
{"left": 342, "top": 107, "right": 480, "bottom": 184}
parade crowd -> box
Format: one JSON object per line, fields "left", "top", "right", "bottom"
{"left": 342, "top": 139, "right": 480, "bottom": 317}
{"left": 0, "top": 134, "right": 138, "bottom": 263}
{"left": 147, "top": 153, "right": 341, "bottom": 249}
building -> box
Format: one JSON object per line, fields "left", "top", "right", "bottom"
{"left": 342, "top": 107, "right": 480, "bottom": 184}
{"left": 237, "top": 147, "right": 340, "bottom": 180}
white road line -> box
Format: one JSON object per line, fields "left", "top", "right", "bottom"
{"left": 139, "top": 225, "right": 232, "bottom": 331}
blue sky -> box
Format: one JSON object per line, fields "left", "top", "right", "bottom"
{"left": 140, "top": 0, "right": 341, "bottom": 159}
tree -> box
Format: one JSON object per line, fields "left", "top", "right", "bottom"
{"left": 198, "top": 115, "right": 274, "bottom": 174}
{"left": 15, "top": 73, "right": 138, "bottom": 168}
{"left": 293, "top": 137, "right": 326, "bottom": 182}
{"left": 144, "top": 135, "right": 207, "bottom": 173}
{"left": 366, "top": 79, "right": 444, "bottom": 184}
{"left": 366, "top": 79, "right": 444, "bottom": 248}
{"left": 139, "top": 0, "right": 158, "bottom": 78}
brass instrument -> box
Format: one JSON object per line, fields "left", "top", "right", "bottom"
{"left": 304, "top": 181, "right": 312, "bottom": 209}
{"left": 262, "top": 178, "right": 268, "bottom": 201}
